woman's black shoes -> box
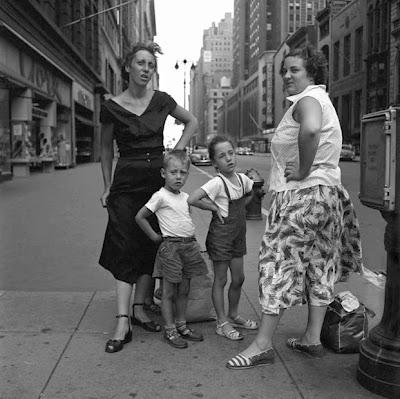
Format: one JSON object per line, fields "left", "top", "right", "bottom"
{"left": 105, "top": 315, "right": 132, "bottom": 353}
{"left": 132, "top": 304, "right": 161, "bottom": 332}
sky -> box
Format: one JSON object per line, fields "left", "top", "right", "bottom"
{"left": 153, "top": 0, "right": 233, "bottom": 144}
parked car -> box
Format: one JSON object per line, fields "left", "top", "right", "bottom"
{"left": 242, "top": 147, "right": 254, "bottom": 156}
{"left": 189, "top": 146, "right": 212, "bottom": 166}
{"left": 236, "top": 146, "right": 254, "bottom": 155}
{"left": 76, "top": 137, "right": 92, "bottom": 163}
{"left": 340, "top": 143, "right": 356, "bottom": 161}
{"left": 235, "top": 147, "right": 245, "bottom": 155}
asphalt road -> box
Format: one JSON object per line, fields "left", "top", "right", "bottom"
{"left": 0, "top": 157, "right": 385, "bottom": 294}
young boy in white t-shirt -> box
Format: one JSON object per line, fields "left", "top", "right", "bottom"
{"left": 135, "top": 150, "right": 207, "bottom": 349}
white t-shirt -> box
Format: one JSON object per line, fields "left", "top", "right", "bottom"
{"left": 269, "top": 85, "right": 342, "bottom": 192}
{"left": 145, "top": 187, "right": 195, "bottom": 237}
{"left": 201, "top": 173, "right": 254, "bottom": 217}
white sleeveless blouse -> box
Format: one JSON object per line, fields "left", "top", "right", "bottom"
{"left": 269, "top": 85, "right": 342, "bottom": 192}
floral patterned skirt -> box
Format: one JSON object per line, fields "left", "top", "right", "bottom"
{"left": 258, "top": 185, "right": 363, "bottom": 315}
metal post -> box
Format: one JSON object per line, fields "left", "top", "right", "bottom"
{"left": 357, "top": 108, "right": 400, "bottom": 398}
{"left": 183, "top": 68, "right": 187, "bottom": 109}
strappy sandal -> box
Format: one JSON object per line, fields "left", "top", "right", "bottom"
{"left": 287, "top": 338, "right": 326, "bottom": 358}
{"left": 226, "top": 348, "right": 275, "bottom": 370}
{"left": 216, "top": 321, "right": 243, "bottom": 341}
{"left": 105, "top": 315, "right": 132, "bottom": 353}
{"left": 154, "top": 287, "right": 162, "bottom": 301}
{"left": 131, "top": 304, "right": 161, "bottom": 333}
{"left": 230, "top": 315, "right": 258, "bottom": 330}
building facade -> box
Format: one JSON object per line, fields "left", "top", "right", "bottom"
{"left": 222, "top": 0, "right": 327, "bottom": 148}
{"left": 189, "top": 13, "right": 233, "bottom": 144}
{"left": 232, "top": 0, "right": 250, "bottom": 88}
{"left": 365, "top": 0, "right": 392, "bottom": 113}
{"left": 0, "top": 0, "right": 155, "bottom": 180}
{"left": 329, "top": 0, "right": 366, "bottom": 149}
{"left": 389, "top": 0, "right": 400, "bottom": 106}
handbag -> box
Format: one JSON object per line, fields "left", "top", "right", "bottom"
{"left": 185, "top": 251, "right": 216, "bottom": 322}
{"left": 321, "top": 291, "right": 372, "bottom": 353}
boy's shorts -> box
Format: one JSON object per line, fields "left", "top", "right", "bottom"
{"left": 153, "top": 236, "right": 208, "bottom": 283}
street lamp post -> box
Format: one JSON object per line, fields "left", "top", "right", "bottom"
{"left": 174, "top": 59, "right": 195, "bottom": 110}
{"left": 174, "top": 60, "right": 196, "bottom": 148}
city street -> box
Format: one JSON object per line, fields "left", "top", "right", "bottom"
{"left": 0, "top": 160, "right": 385, "bottom": 399}
{"left": 1, "top": 0, "right": 398, "bottom": 396}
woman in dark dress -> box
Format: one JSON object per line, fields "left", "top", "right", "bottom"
{"left": 99, "top": 43, "right": 198, "bottom": 353}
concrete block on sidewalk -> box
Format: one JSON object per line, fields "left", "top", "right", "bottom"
{"left": 0, "top": 291, "right": 94, "bottom": 332}
{"left": 0, "top": 332, "right": 72, "bottom": 399}
{"left": 40, "top": 325, "right": 301, "bottom": 399}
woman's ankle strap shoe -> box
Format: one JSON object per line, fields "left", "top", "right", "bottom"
{"left": 105, "top": 315, "right": 132, "bottom": 353}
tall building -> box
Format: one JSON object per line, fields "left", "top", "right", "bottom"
{"left": 202, "top": 13, "right": 233, "bottom": 87}
{"left": 389, "top": 0, "right": 400, "bottom": 107}
{"left": 365, "top": 0, "right": 392, "bottom": 113}
{"left": 226, "top": 0, "right": 328, "bottom": 146}
{"left": 280, "top": 0, "right": 327, "bottom": 36}
{"left": 232, "top": 0, "right": 250, "bottom": 87}
{"left": 190, "top": 13, "right": 233, "bottom": 144}
{"left": 248, "top": 0, "right": 282, "bottom": 74}
{"left": 329, "top": 0, "right": 367, "bottom": 150}
{"left": 232, "top": 0, "right": 282, "bottom": 86}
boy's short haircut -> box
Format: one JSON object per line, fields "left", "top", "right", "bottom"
{"left": 163, "top": 149, "right": 190, "bottom": 169}
{"left": 208, "top": 136, "right": 234, "bottom": 161}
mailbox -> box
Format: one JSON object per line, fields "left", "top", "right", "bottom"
{"left": 359, "top": 107, "right": 399, "bottom": 211}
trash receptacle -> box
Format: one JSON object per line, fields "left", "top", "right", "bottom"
{"left": 245, "top": 168, "right": 265, "bottom": 220}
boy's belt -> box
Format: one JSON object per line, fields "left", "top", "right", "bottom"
{"left": 163, "top": 236, "right": 196, "bottom": 242}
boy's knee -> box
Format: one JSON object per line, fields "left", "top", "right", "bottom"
{"left": 162, "top": 283, "right": 175, "bottom": 300}
{"left": 214, "top": 274, "right": 227, "bottom": 287}
{"left": 231, "top": 274, "right": 245, "bottom": 288}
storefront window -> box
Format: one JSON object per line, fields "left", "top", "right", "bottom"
{"left": 0, "top": 89, "right": 11, "bottom": 173}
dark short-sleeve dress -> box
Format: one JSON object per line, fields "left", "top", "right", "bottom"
{"left": 99, "top": 90, "right": 177, "bottom": 284}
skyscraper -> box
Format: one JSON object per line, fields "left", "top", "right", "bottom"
{"left": 190, "top": 13, "right": 233, "bottom": 143}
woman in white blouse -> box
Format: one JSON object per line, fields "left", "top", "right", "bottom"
{"left": 226, "top": 45, "right": 363, "bottom": 370}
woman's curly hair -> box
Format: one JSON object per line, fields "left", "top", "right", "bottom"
{"left": 280, "top": 45, "right": 328, "bottom": 85}
{"left": 121, "top": 42, "right": 163, "bottom": 82}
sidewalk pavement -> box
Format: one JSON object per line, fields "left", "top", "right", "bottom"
{"left": 0, "top": 163, "right": 384, "bottom": 399}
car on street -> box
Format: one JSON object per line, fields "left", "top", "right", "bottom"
{"left": 76, "top": 137, "right": 93, "bottom": 163}
{"left": 242, "top": 147, "right": 254, "bottom": 155}
{"left": 340, "top": 143, "right": 356, "bottom": 161}
{"left": 236, "top": 147, "right": 244, "bottom": 155}
{"left": 189, "top": 146, "right": 212, "bottom": 166}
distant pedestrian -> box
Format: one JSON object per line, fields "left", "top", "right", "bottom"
{"left": 226, "top": 45, "right": 363, "bottom": 370}
{"left": 188, "top": 136, "right": 258, "bottom": 341}
{"left": 135, "top": 150, "right": 207, "bottom": 349}
{"left": 57, "top": 135, "right": 67, "bottom": 166}
{"left": 99, "top": 42, "right": 198, "bottom": 354}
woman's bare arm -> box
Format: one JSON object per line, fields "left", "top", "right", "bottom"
{"left": 170, "top": 105, "right": 198, "bottom": 150}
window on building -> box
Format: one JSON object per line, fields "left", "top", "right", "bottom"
{"left": 374, "top": 3, "right": 381, "bottom": 52}
{"left": 106, "top": 63, "right": 115, "bottom": 95}
{"left": 320, "top": 21, "right": 329, "bottom": 38}
{"left": 343, "top": 34, "right": 351, "bottom": 76}
{"left": 396, "top": 50, "right": 400, "bottom": 104}
{"left": 333, "top": 97, "right": 339, "bottom": 112}
{"left": 354, "top": 27, "right": 363, "bottom": 73}
{"left": 333, "top": 41, "right": 340, "bottom": 81}
{"left": 381, "top": 1, "right": 389, "bottom": 52}
{"left": 367, "top": 7, "right": 373, "bottom": 52}
{"left": 342, "top": 94, "right": 352, "bottom": 143}
{"left": 354, "top": 90, "right": 362, "bottom": 129}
